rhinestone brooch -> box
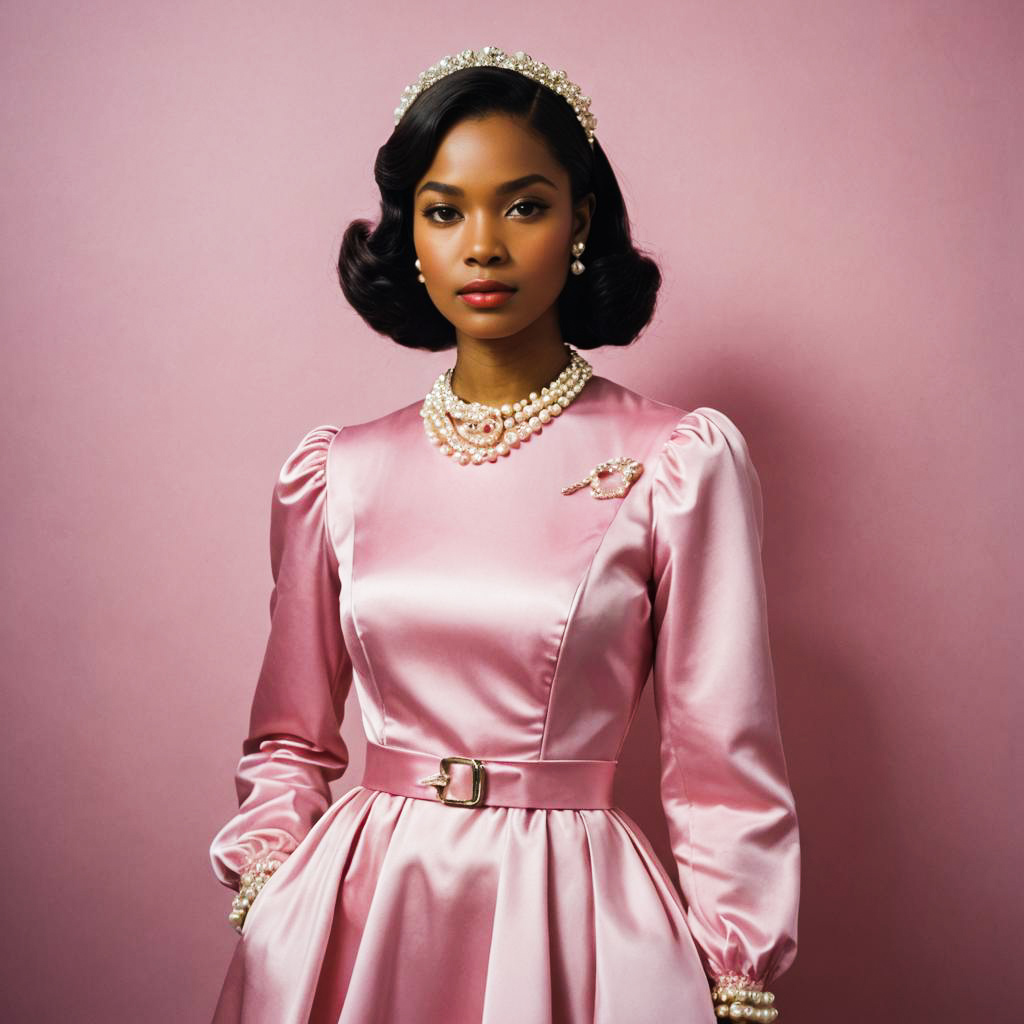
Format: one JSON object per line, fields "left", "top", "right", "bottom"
{"left": 562, "top": 457, "right": 644, "bottom": 499}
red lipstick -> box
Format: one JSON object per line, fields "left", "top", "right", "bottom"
{"left": 457, "top": 278, "right": 516, "bottom": 309}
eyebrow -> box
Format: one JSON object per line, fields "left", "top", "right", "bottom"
{"left": 415, "top": 173, "right": 559, "bottom": 199}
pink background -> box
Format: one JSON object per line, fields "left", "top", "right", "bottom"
{"left": 2, "top": 2, "right": 1019, "bottom": 1020}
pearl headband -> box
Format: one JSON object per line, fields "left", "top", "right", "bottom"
{"left": 393, "top": 46, "right": 597, "bottom": 147}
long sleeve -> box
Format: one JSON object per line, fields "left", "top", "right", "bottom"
{"left": 649, "top": 407, "right": 800, "bottom": 990}
{"left": 209, "top": 425, "right": 354, "bottom": 892}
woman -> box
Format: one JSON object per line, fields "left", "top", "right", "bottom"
{"left": 209, "top": 46, "right": 800, "bottom": 1024}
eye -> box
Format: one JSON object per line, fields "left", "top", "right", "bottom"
{"left": 509, "top": 199, "right": 547, "bottom": 217}
{"left": 423, "top": 204, "right": 459, "bottom": 224}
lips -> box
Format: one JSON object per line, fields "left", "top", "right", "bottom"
{"left": 457, "top": 279, "right": 516, "bottom": 294}
{"left": 458, "top": 289, "right": 516, "bottom": 309}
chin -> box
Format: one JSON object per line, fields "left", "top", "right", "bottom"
{"left": 456, "top": 322, "right": 525, "bottom": 342}
{"left": 451, "top": 306, "right": 529, "bottom": 333}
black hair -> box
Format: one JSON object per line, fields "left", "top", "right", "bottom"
{"left": 337, "top": 66, "right": 662, "bottom": 352}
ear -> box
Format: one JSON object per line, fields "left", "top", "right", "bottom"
{"left": 573, "top": 191, "right": 597, "bottom": 240}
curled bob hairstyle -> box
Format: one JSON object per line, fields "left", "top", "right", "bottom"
{"left": 338, "top": 66, "right": 662, "bottom": 352}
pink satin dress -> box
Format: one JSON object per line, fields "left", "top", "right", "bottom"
{"left": 209, "top": 374, "right": 801, "bottom": 1023}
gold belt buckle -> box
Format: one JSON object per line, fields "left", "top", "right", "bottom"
{"left": 418, "top": 755, "right": 486, "bottom": 806}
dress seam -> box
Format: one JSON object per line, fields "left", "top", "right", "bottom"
{"left": 324, "top": 427, "right": 346, "bottom": 715}
{"left": 648, "top": 412, "right": 714, "bottom": 954}
{"left": 646, "top": 413, "right": 694, "bottom": 572}
{"left": 322, "top": 426, "right": 343, "bottom": 572}
{"left": 537, "top": 570, "right": 589, "bottom": 758}
{"left": 319, "top": 428, "right": 353, "bottom": 727}
{"left": 332, "top": 427, "right": 390, "bottom": 745}
{"left": 540, "top": 431, "right": 662, "bottom": 759}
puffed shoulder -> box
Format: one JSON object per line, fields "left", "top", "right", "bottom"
{"left": 274, "top": 425, "right": 341, "bottom": 500}
{"left": 657, "top": 406, "right": 752, "bottom": 466}
{"left": 268, "top": 426, "right": 342, "bottom": 576}
{"left": 651, "top": 406, "right": 764, "bottom": 547}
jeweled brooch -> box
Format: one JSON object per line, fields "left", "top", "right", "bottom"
{"left": 562, "top": 457, "right": 644, "bottom": 499}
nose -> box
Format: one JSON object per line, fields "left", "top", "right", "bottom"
{"left": 464, "top": 213, "right": 507, "bottom": 267}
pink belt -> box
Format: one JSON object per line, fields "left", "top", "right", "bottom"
{"left": 359, "top": 739, "right": 617, "bottom": 809}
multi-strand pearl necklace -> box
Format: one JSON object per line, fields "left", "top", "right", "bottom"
{"left": 420, "top": 346, "right": 593, "bottom": 465}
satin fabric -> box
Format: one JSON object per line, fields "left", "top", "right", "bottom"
{"left": 209, "top": 375, "right": 801, "bottom": 1023}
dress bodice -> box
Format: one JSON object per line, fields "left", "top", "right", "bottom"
{"left": 327, "top": 375, "right": 690, "bottom": 761}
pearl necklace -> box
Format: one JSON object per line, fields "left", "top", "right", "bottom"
{"left": 420, "top": 345, "right": 593, "bottom": 465}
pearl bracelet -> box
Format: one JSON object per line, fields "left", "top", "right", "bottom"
{"left": 712, "top": 974, "right": 779, "bottom": 1021}
{"left": 227, "top": 857, "right": 282, "bottom": 933}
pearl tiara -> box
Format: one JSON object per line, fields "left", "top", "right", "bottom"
{"left": 393, "top": 46, "right": 597, "bottom": 147}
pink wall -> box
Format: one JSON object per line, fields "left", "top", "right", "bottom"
{"left": 2, "top": 2, "right": 1018, "bottom": 1020}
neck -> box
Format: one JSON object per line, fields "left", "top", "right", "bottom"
{"left": 449, "top": 336, "right": 573, "bottom": 408}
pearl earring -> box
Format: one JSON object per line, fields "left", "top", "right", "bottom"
{"left": 415, "top": 257, "right": 425, "bottom": 283}
{"left": 570, "top": 240, "right": 586, "bottom": 275}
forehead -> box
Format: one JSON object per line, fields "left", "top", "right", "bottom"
{"left": 416, "top": 114, "right": 566, "bottom": 192}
